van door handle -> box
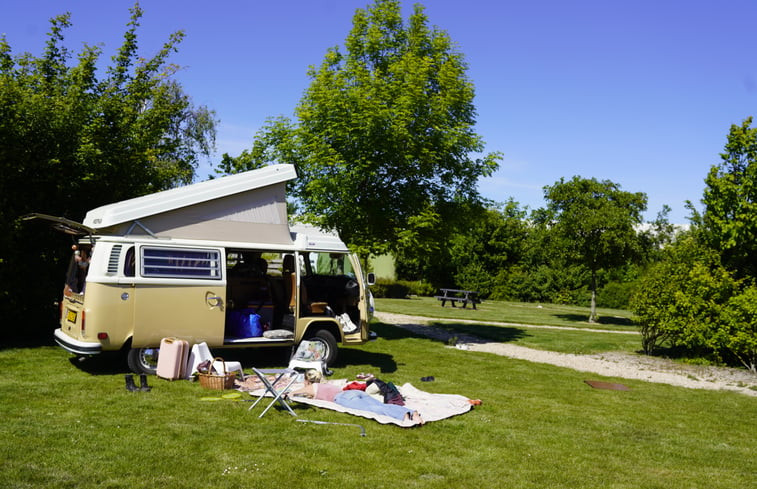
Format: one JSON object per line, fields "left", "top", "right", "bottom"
{"left": 205, "top": 293, "right": 223, "bottom": 308}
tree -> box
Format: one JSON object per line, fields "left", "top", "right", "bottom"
{"left": 631, "top": 232, "right": 756, "bottom": 371}
{"left": 701, "top": 117, "right": 757, "bottom": 279}
{"left": 631, "top": 119, "right": 757, "bottom": 370}
{"left": 222, "top": 0, "right": 500, "bottom": 257}
{"left": 0, "top": 4, "right": 216, "bottom": 333}
{"left": 447, "top": 200, "right": 528, "bottom": 296}
{"left": 631, "top": 234, "right": 737, "bottom": 355}
{"left": 721, "top": 285, "right": 757, "bottom": 372}
{"left": 543, "top": 177, "right": 647, "bottom": 322}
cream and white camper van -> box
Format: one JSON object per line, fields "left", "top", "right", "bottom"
{"left": 31, "top": 164, "right": 375, "bottom": 374}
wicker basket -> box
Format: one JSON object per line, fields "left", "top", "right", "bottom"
{"left": 197, "top": 357, "right": 236, "bottom": 390}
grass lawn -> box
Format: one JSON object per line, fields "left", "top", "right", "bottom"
{"left": 376, "top": 297, "right": 638, "bottom": 331}
{"left": 376, "top": 297, "right": 642, "bottom": 355}
{"left": 1, "top": 320, "right": 755, "bottom": 488}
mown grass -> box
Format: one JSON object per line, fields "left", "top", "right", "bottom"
{"left": 377, "top": 297, "right": 642, "bottom": 355}
{"left": 376, "top": 297, "right": 638, "bottom": 331}
{"left": 426, "top": 321, "right": 642, "bottom": 355}
{"left": 1, "top": 320, "right": 755, "bottom": 488}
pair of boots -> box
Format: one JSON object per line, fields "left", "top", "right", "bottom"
{"left": 125, "top": 374, "right": 151, "bottom": 392}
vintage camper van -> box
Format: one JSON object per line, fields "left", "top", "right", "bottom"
{"left": 31, "top": 164, "right": 375, "bottom": 374}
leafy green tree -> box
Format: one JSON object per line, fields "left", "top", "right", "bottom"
{"left": 721, "top": 286, "right": 757, "bottom": 372}
{"left": 543, "top": 177, "right": 647, "bottom": 322}
{"left": 632, "top": 119, "right": 757, "bottom": 369}
{"left": 700, "top": 117, "right": 757, "bottom": 279}
{"left": 631, "top": 233, "right": 757, "bottom": 371}
{"left": 0, "top": 5, "right": 216, "bottom": 333}
{"left": 631, "top": 234, "right": 736, "bottom": 355}
{"left": 222, "top": 0, "right": 500, "bottom": 258}
{"left": 448, "top": 200, "right": 528, "bottom": 296}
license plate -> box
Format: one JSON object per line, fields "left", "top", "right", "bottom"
{"left": 66, "top": 309, "right": 77, "bottom": 324}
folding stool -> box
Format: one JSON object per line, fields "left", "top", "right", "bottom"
{"left": 248, "top": 367, "right": 299, "bottom": 418}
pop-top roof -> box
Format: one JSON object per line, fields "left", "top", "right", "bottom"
{"left": 83, "top": 164, "right": 297, "bottom": 229}
{"left": 290, "top": 223, "right": 349, "bottom": 252}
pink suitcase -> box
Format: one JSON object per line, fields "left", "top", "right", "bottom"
{"left": 156, "top": 337, "right": 189, "bottom": 380}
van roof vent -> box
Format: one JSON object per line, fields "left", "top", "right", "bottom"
{"left": 107, "top": 245, "right": 122, "bottom": 274}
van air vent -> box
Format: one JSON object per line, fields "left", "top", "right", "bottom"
{"left": 108, "top": 245, "right": 122, "bottom": 274}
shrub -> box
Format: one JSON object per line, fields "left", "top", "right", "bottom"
{"left": 597, "top": 281, "right": 637, "bottom": 309}
{"left": 370, "top": 279, "right": 410, "bottom": 299}
{"left": 453, "top": 262, "right": 494, "bottom": 298}
{"left": 631, "top": 235, "right": 742, "bottom": 360}
{"left": 397, "top": 280, "right": 435, "bottom": 297}
{"left": 720, "top": 286, "right": 757, "bottom": 372}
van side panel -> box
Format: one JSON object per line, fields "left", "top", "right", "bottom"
{"left": 81, "top": 282, "right": 134, "bottom": 351}
{"left": 131, "top": 284, "right": 225, "bottom": 347}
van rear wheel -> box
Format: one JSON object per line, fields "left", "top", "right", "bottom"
{"left": 127, "top": 347, "right": 159, "bottom": 375}
{"left": 307, "top": 329, "right": 338, "bottom": 366}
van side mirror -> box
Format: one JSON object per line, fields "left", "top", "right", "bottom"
{"left": 366, "top": 272, "right": 376, "bottom": 286}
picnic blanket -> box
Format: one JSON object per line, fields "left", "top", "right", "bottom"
{"left": 245, "top": 377, "right": 474, "bottom": 427}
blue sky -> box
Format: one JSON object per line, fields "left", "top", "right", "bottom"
{"left": 4, "top": 0, "right": 756, "bottom": 223}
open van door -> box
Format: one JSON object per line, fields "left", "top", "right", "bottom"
{"left": 21, "top": 213, "right": 96, "bottom": 236}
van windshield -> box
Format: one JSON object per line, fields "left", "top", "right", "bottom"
{"left": 307, "top": 252, "right": 355, "bottom": 278}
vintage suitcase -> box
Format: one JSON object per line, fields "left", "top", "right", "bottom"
{"left": 156, "top": 337, "right": 189, "bottom": 380}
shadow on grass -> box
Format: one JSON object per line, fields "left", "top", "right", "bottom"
{"left": 372, "top": 320, "right": 529, "bottom": 345}
{"left": 554, "top": 314, "right": 637, "bottom": 327}
{"left": 370, "top": 321, "right": 423, "bottom": 340}
{"left": 66, "top": 339, "right": 401, "bottom": 376}
{"left": 69, "top": 352, "right": 131, "bottom": 375}
{"left": 645, "top": 344, "right": 733, "bottom": 367}
{"left": 335, "top": 348, "right": 398, "bottom": 374}
{"left": 430, "top": 321, "right": 529, "bottom": 344}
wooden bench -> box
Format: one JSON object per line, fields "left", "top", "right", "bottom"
{"left": 434, "top": 288, "right": 479, "bottom": 309}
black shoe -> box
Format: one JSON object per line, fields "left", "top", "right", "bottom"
{"left": 139, "top": 374, "right": 152, "bottom": 392}
{"left": 125, "top": 374, "right": 139, "bottom": 392}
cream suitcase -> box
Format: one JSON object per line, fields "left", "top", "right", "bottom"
{"left": 156, "top": 337, "right": 189, "bottom": 380}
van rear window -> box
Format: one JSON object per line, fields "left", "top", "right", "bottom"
{"left": 141, "top": 247, "right": 221, "bottom": 279}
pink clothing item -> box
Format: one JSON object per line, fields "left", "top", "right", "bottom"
{"left": 313, "top": 382, "right": 343, "bottom": 402}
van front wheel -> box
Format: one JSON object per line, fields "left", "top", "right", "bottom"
{"left": 127, "top": 347, "right": 159, "bottom": 375}
{"left": 307, "top": 329, "right": 338, "bottom": 366}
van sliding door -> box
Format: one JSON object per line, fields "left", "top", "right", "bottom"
{"left": 131, "top": 246, "right": 226, "bottom": 347}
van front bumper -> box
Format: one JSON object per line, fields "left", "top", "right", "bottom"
{"left": 54, "top": 328, "right": 102, "bottom": 356}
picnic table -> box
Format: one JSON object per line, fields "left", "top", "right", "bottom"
{"left": 434, "top": 288, "right": 479, "bottom": 309}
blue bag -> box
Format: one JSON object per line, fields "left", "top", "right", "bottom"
{"left": 246, "top": 312, "right": 263, "bottom": 337}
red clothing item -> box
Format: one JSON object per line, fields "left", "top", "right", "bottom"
{"left": 343, "top": 381, "right": 367, "bottom": 391}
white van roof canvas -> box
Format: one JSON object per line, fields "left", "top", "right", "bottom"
{"left": 83, "top": 164, "right": 298, "bottom": 244}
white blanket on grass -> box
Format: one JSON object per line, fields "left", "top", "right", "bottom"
{"left": 251, "top": 380, "right": 473, "bottom": 427}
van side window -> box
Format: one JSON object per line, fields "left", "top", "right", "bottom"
{"left": 124, "top": 246, "right": 135, "bottom": 277}
{"left": 141, "top": 247, "right": 221, "bottom": 279}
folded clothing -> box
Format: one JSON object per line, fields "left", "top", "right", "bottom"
{"left": 367, "top": 378, "right": 405, "bottom": 406}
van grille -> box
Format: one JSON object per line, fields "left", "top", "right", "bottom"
{"left": 107, "top": 245, "right": 122, "bottom": 273}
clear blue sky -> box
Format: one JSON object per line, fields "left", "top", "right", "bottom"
{"left": 4, "top": 0, "right": 756, "bottom": 223}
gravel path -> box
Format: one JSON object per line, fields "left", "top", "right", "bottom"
{"left": 375, "top": 312, "right": 757, "bottom": 397}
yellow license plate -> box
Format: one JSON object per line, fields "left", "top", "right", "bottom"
{"left": 66, "top": 309, "right": 77, "bottom": 324}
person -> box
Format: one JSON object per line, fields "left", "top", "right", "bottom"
{"left": 289, "top": 370, "right": 423, "bottom": 424}
{"left": 64, "top": 245, "right": 91, "bottom": 294}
